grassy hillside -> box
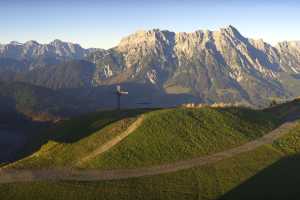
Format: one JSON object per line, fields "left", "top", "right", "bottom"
{"left": 0, "top": 145, "right": 281, "bottom": 200}
{"left": 1, "top": 101, "right": 300, "bottom": 200}
{"left": 0, "top": 81, "right": 93, "bottom": 121}
{"left": 7, "top": 107, "right": 279, "bottom": 169}
{"left": 1, "top": 122, "right": 300, "bottom": 200}
{"left": 82, "top": 107, "right": 279, "bottom": 169}
{"left": 265, "top": 98, "right": 300, "bottom": 121}
{"left": 7, "top": 109, "right": 149, "bottom": 169}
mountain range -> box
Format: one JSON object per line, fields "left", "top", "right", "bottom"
{"left": 1, "top": 25, "right": 300, "bottom": 119}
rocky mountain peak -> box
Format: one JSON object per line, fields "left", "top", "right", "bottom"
{"left": 9, "top": 41, "right": 23, "bottom": 46}
{"left": 117, "top": 29, "right": 174, "bottom": 57}
{"left": 118, "top": 29, "right": 163, "bottom": 46}
{"left": 222, "top": 25, "right": 240, "bottom": 33}
{"left": 218, "top": 25, "right": 244, "bottom": 41}
{"left": 248, "top": 38, "right": 275, "bottom": 52}
{"left": 2, "top": 25, "right": 300, "bottom": 106}
{"left": 276, "top": 41, "right": 300, "bottom": 51}
{"left": 25, "top": 40, "right": 40, "bottom": 47}
{"left": 0, "top": 39, "right": 91, "bottom": 61}
{"left": 50, "top": 39, "right": 64, "bottom": 45}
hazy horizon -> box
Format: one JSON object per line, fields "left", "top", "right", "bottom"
{"left": 1, "top": 0, "right": 300, "bottom": 49}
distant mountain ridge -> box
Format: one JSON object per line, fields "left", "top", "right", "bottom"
{"left": 87, "top": 26, "right": 300, "bottom": 105}
{"left": 1, "top": 25, "right": 300, "bottom": 112}
{"left": 0, "top": 39, "right": 99, "bottom": 61}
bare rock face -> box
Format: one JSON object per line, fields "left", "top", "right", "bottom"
{"left": 276, "top": 41, "right": 300, "bottom": 73}
{"left": 2, "top": 26, "right": 300, "bottom": 106}
{"left": 0, "top": 39, "right": 95, "bottom": 61}
{"left": 88, "top": 25, "right": 297, "bottom": 105}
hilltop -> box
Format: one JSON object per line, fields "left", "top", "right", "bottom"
{"left": 1, "top": 99, "right": 300, "bottom": 199}
{"left": 4, "top": 106, "right": 278, "bottom": 169}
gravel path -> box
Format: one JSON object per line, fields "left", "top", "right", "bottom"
{"left": 78, "top": 116, "right": 145, "bottom": 165}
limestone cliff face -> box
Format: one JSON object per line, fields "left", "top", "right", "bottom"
{"left": 89, "top": 26, "right": 295, "bottom": 105}
{"left": 276, "top": 41, "right": 300, "bottom": 73}
{"left": 0, "top": 40, "right": 94, "bottom": 61}
{"left": 2, "top": 26, "right": 300, "bottom": 106}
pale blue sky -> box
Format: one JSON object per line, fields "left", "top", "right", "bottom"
{"left": 0, "top": 0, "right": 299, "bottom": 49}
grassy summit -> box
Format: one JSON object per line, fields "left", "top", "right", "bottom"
{"left": 1, "top": 100, "right": 300, "bottom": 200}
{"left": 83, "top": 107, "right": 279, "bottom": 169}
{"left": 7, "top": 106, "right": 278, "bottom": 169}
{"left": 1, "top": 123, "right": 300, "bottom": 200}
{"left": 8, "top": 109, "right": 149, "bottom": 169}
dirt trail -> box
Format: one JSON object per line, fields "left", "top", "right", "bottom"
{"left": 0, "top": 120, "right": 298, "bottom": 183}
{"left": 77, "top": 116, "right": 144, "bottom": 165}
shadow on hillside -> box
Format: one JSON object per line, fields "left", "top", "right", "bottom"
{"left": 0, "top": 81, "right": 202, "bottom": 120}
{"left": 35, "top": 82, "right": 202, "bottom": 143}
{"left": 220, "top": 154, "right": 300, "bottom": 200}
{"left": 51, "top": 109, "right": 153, "bottom": 143}
{"left": 0, "top": 83, "right": 200, "bottom": 166}
{"left": 59, "top": 82, "right": 202, "bottom": 111}
{"left": 10, "top": 108, "right": 155, "bottom": 164}
{"left": 263, "top": 98, "right": 300, "bottom": 122}
{"left": 0, "top": 95, "right": 50, "bottom": 164}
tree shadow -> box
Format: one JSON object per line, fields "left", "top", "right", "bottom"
{"left": 220, "top": 154, "right": 300, "bottom": 200}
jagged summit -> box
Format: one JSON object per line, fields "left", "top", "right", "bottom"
{"left": 87, "top": 25, "right": 300, "bottom": 105}
{"left": 117, "top": 25, "right": 245, "bottom": 50}
{"left": 278, "top": 40, "right": 300, "bottom": 48}
{"left": 1, "top": 25, "right": 300, "bottom": 106}
{"left": 219, "top": 25, "right": 243, "bottom": 38}
{"left": 0, "top": 39, "right": 97, "bottom": 60}
{"left": 50, "top": 39, "right": 64, "bottom": 45}
{"left": 9, "top": 41, "right": 23, "bottom": 46}
{"left": 222, "top": 25, "right": 239, "bottom": 32}
{"left": 25, "top": 40, "right": 40, "bottom": 46}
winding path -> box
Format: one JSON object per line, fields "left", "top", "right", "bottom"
{"left": 0, "top": 120, "right": 298, "bottom": 183}
{"left": 77, "top": 116, "right": 145, "bottom": 165}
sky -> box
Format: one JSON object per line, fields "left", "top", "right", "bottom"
{"left": 0, "top": 0, "right": 300, "bottom": 49}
